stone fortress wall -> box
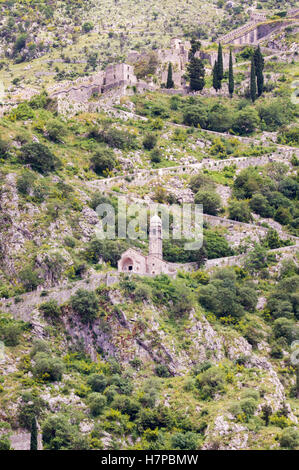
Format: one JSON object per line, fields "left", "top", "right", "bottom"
{"left": 89, "top": 147, "right": 298, "bottom": 192}
{"left": 220, "top": 8, "right": 299, "bottom": 45}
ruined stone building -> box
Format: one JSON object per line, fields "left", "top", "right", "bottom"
{"left": 159, "top": 38, "right": 190, "bottom": 88}
{"left": 118, "top": 215, "right": 195, "bottom": 277}
{"left": 49, "top": 63, "right": 137, "bottom": 102}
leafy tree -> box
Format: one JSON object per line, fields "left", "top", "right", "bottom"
{"left": 232, "top": 107, "right": 260, "bottom": 135}
{"left": 208, "top": 103, "right": 234, "bottom": 133}
{"left": 273, "top": 318, "right": 299, "bottom": 344}
{"left": 134, "top": 51, "right": 159, "bottom": 79}
{"left": 253, "top": 45, "right": 264, "bottom": 97}
{"left": 19, "top": 266, "right": 41, "bottom": 292}
{"left": 183, "top": 104, "right": 208, "bottom": 128}
{"left": 249, "top": 193, "right": 273, "bottom": 218}
{"left": 250, "top": 56, "right": 257, "bottom": 103}
{"left": 279, "top": 177, "right": 299, "bottom": 200}
{"left": 204, "top": 230, "right": 233, "bottom": 259}
{"left": 195, "top": 190, "right": 222, "bottom": 215}
{"left": 19, "top": 143, "right": 59, "bottom": 174}
{"left": 42, "top": 414, "right": 86, "bottom": 450}
{"left": 166, "top": 62, "right": 174, "bottom": 89}
{"left": 84, "top": 239, "right": 129, "bottom": 266}
{"left": 90, "top": 148, "right": 116, "bottom": 176}
{"left": 228, "top": 200, "right": 252, "bottom": 223}
{"left": 264, "top": 229, "right": 282, "bottom": 249}
{"left": 258, "top": 99, "right": 294, "bottom": 131}
{"left": 228, "top": 49, "right": 234, "bottom": 98}
{"left": 70, "top": 289, "right": 99, "bottom": 323}
{"left": 245, "top": 244, "right": 268, "bottom": 274}
{"left": 189, "top": 172, "right": 215, "bottom": 193}
{"left": 198, "top": 268, "right": 245, "bottom": 319}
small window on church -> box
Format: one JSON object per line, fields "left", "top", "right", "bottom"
{"left": 153, "top": 229, "right": 156, "bottom": 235}
{"left": 128, "top": 266, "right": 133, "bottom": 271}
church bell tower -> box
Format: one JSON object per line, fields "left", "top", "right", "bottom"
{"left": 149, "top": 215, "right": 162, "bottom": 260}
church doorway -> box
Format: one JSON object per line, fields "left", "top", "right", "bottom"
{"left": 122, "top": 257, "right": 134, "bottom": 273}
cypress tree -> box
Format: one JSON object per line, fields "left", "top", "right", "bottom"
{"left": 212, "top": 60, "right": 220, "bottom": 92}
{"left": 254, "top": 45, "right": 264, "bottom": 97}
{"left": 250, "top": 56, "right": 257, "bottom": 103}
{"left": 187, "top": 56, "right": 205, "bottom": 92}
{"left": 217, "top": 42, "right": 224, "bottom": 82}
{"left": 228, "top": 49, "right": 234, "bottom": 98}
{"left": 166, "top": 62, "right": 174, "bottom": 89}
{"left": 30, "top": 417, "right": 38, "bottom": 450}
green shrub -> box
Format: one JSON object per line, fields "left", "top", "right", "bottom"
{"left": 0, "top": 435, "right": 11, "bottom": 450}
{"left": 232, "top": 107, "right": 260, "bottom": 135}
{"left": 11, "top": 102, "right": 34, "bottom": 120}
{"left": 90, "top": 147, "right": 116, "bottom": 176}
{"left": 42, "top": 413, "right": 87, "bottom": 450}
{"left": 19, "top": 266, "right": 41, "bottom": 292}
{"left": 279, "top": 427, "right": 299, "bottom": 449}
{"left": 39, "top": 299, "right": 61, "bottom": 321}
{"left": 273, "top": 318, "right": 299, "bottom": 344}
{"left": 155, "top": 364, "right": 171, "bottom": 378}
{"left": 112, "top": 395, "right": 141, "bottom": 420}
{"left": 19, "top": 143, "right": 60, "bottom": 174}
{"left": 171, "top": 431, "right": 199, "bottom": 450}
{"left": 195, "top": 366, "right": 226, "bottom": 400}
{"left": 133, "top": 284, "right": 152, "bottom": 302}
{"left": 32, "top": 352, "right": 64, "bottom": 382}
{"left": 150, "top": 148, "right": 162, "bottom": 163}
{"left": 45, "top": 119, "right": 67, "bottom": 142}
{"left": 70, "top": 289, "right": 99, "bottom": 323}
{"left": 88, "top": 393, "right": 107, "bottom": 416}
{"left": 18, "top": 391, "right": 47, "bottom": 429}
{"left": 228, "top": 200, "right": 252, "bottom": 223}
{"left": 143, "top": 133, "right": 157, "bottom": 150}
{"left": 195, "top": 190, "right": 222, "bottom": 216}
{"left": 87, "top": 374, "right": 107, "bottom": 393}
{"left": 1, "top": 323, "right": 22, "bottom": 347}
{"left": 16, "top": 170, "right": 36, "bottom": 196}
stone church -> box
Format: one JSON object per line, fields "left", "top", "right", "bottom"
{"left": 118, "top": 215, "right": 195, "bottom": 277}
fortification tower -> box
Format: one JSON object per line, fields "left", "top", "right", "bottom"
{"left": 149, "top": 215, "right": 163, "bottom": 260}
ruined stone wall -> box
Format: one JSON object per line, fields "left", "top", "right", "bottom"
{"left": 91, "top": 150, "right": 296, "bottom": 192}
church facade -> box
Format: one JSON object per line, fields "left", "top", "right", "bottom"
{"left": 118, "top": 215, "right": 196, "bottom": 277}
